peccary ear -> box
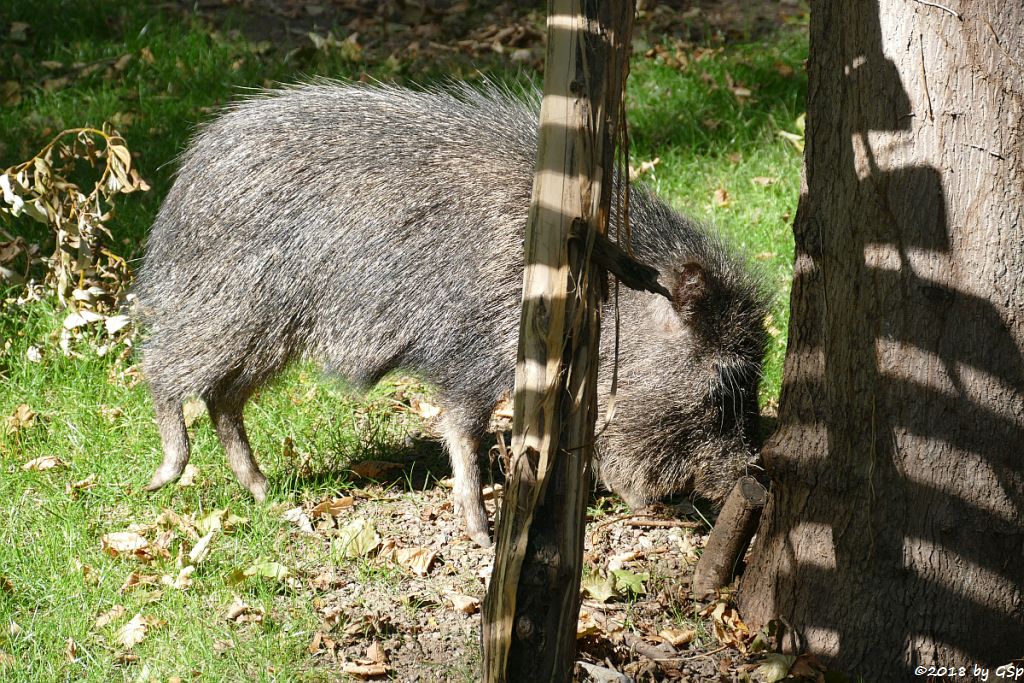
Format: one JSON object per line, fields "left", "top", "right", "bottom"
{"left": 671, "top": 262, "right": 707, "bottom": 314}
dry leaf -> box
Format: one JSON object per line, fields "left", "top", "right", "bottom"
{"left": 119, "top": 572, "right": 160, "bottom": 593}
{"left": 751, "top": 176, "right": 778, "bottom": 186}
{"left": 366, "top": 641, "right": 387, "bottom": 664}
{"left": 75, "top": 561, "right": 99, "bottom": 586}
{"left": 9, "top": 22, "right": 29, "bottom": 42}
{"left": 334, "top": 518, "right": 380, "bottom": 558}
{"left": 104, "top": 314, "right": 131, "bottom": 335}
{"left": 703, "top": 601, "right": 751, "bottom": 653}
{"left": 196, "top": 508, "right": 247, "bottom": 534}
{"left": 774, "top": 61, "right": 796, "bottom": 78}
{"left": 659, "top": 626, "right": 695, "bottom": 647}
{"left": 165, "top": 565, "right": 195, "bottom": 590}
{"left": 118, "top": 613, "right": 164, "bottom": 648}
{"left": 64, "top": 638, "right": 77, "bottom": 662}
{"left": 629, "top": 157, "right": 661, "bottom": 181}
{"left": 188, "top": 531, "right": 214, "bottom": 566}
{"left": 66, "top": 473, "right": 97, "bottom": 496}
{"left": 607, "top": 550, "right": 641, "bottom": 572}
{"left": 154, "top": 509, "right": 191, "bottom": 534}
{"left": 22, "top": 455, "right": 63, "bottom": 471}
{"left": 448, "top": 593, "right": 480, "bottom": 615}
{"left": 281, "top": 506, "right": 314, "bottom": 533}
{"left": 94, "top": 605, "right": 126, "bottom": 628}
{"left": 756, "top": 653, "right": 797, "bottom": 682}
{"left": 576, "top": 609, "right": 602, "bottom": 638}
{"left": 410, "top": 397, "right": 441, "bottom": 419}
{"left": 42, "top": 77, "right": 70, "bottom": 92}
{"left": 713, "top": 188, "right": 731, "bottom": 208}
{"left": 394, "top": 547, "right": 436, "bottom": 576}
{"left": 153, "top": 528, "right": 176, "bottom": 557}
{"left": 101, "top": 531, "right": 150, "bottom": 559}
{"left": 342, "top": 662, "right": 388, "bottom": 678}
{"left": 225, "top": 595, "right": 265, "bottom": 624}
{"left": 6, "top": 404, "right": 36, "bottom": 433}
{"left": 63, "top": 310, "right": 104, "bottom": 330}
{"left": 308, "top": 631, "right": 324, "bottom": 654}
{"left": 0, "top": 576, "right": 13, "bottom": 594}
{"left": 582, "top": 573, "right": 617, "bottom": 603}
{"left": 224, "top": 596, "right": 250, "bottom": 622}
{"left": 0, "top": 81, "right": 20, "bottom": 107}
{"left": 310, "top": 496, "right": 354, "bottom": 518}
{"left": 349, "top": 460, "right": 404, "bottom": 480}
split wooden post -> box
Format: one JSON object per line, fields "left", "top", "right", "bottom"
{"left": 481, "top": 1, "right": 635, "bottom": 681}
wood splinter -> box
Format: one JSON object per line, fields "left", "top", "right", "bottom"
{"left": 692, "top": 475, "right": 768, "bottom": 599}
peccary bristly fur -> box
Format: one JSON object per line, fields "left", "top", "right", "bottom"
{"left": 135, "top": 81, "right": 768, "bottom": 547}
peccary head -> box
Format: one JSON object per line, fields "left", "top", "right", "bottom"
{"left": 596, "top": 196, "right": 768, "bottom": 508}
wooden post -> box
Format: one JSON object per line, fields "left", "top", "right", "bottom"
{"left": 481, "top": 1, "right": 635, "bottom": 682}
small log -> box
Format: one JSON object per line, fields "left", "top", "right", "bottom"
{"left": 692, "top": 476, "right": 768, "bottom": 599}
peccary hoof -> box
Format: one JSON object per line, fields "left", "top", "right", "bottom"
{"left": 469, "top": 529, "right": 493, "bottom": 549}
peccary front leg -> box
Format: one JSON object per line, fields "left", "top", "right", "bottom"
{"left": 440, "top": 412, "right": 490, "bottom": 548}
{"left": 144, "top": 397, "right": 191, "bottom": 491}
{"left": 207, "top": 398, "right": 268, "bottom": 502}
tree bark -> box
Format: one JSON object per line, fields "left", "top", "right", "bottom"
{"left": 481, "top": 1, "right": 634, "bottom": 681}
{"left": 739, "top": 1, "right": 1024, "bottom": 678}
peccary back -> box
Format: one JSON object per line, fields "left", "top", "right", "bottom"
{"left": 136, "top": 82, "right": 767, "bottom": 546}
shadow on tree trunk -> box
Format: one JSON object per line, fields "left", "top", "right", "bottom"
{"left": 740, "top": 0, "right": 1024, "bottom": 677}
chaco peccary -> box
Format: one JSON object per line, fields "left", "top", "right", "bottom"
{"left": 135, "top": 81, "right": 768, "bottom": 547}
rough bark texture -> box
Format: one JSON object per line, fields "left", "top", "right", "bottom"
{"left": 693, "top": 476, "right": 767, "bottom": 599}
{"left": 481, "top": 1, "right": 633, "bottom": 681}
{"left": 739, "top": 1, "right": 1024, "bottom": 678}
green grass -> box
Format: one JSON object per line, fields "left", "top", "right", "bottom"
{"left": 0, "top": 1, "right": 807, "bottom": 679}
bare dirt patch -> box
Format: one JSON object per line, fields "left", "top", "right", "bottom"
{"left": 274, "top": 392, "right": 782, "bottom": 682}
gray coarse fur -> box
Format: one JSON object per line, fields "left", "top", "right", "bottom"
{"left": 134, "top": 80, "right": 768, "bottom": 547}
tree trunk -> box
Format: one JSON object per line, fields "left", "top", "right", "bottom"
{"left": 481, "top": 1, "right": 634, "bottom": 681}
{"left": 739, "top": 1, "right": 1024, "bottom": 678}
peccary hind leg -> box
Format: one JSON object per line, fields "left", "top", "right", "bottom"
{"left": 144, "top": 397, "right": 191, "bottom": 491}
{"left": 208, "top": 396, "right": 268, "bottom": 502}
{"left": 440, "top": 410, "right": 491, "bottom": 548}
